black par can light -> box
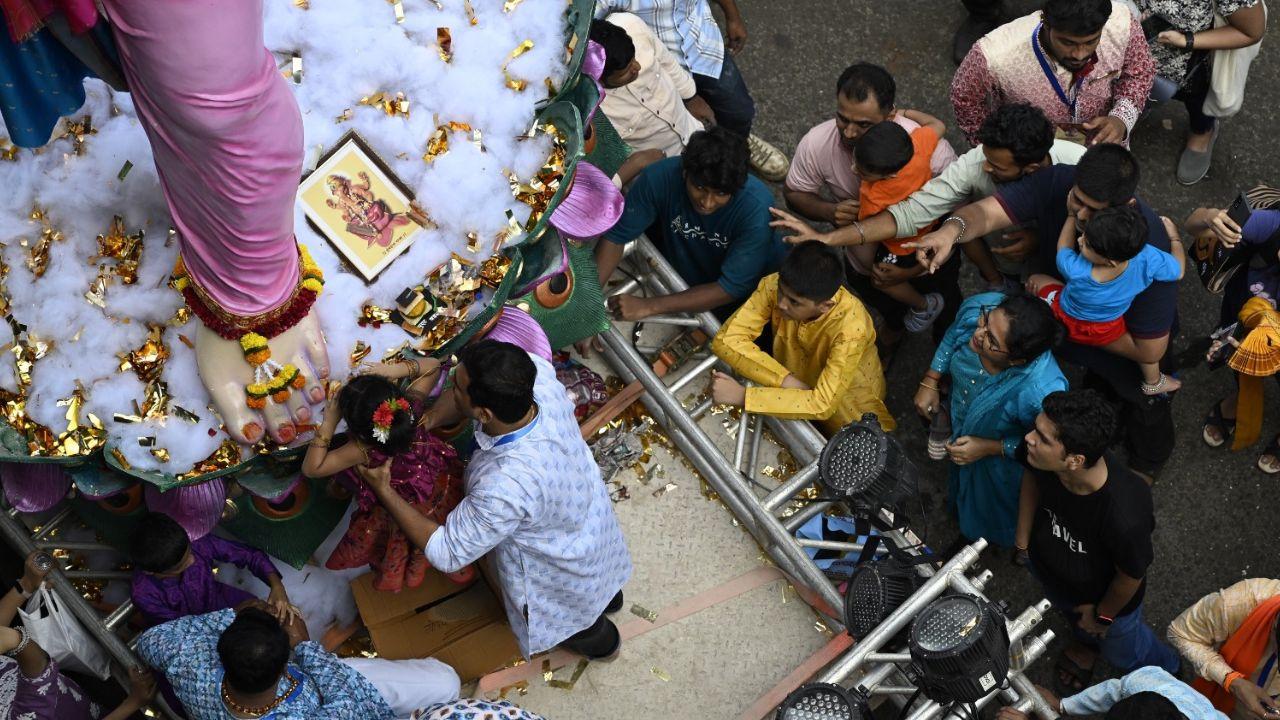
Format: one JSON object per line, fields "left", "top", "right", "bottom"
{"left": 775, "top": 683, "right": 870, "bottom": 720}
{"left": 908, "top": 594, "right": 1011, "bottom": 704}
{"left": 843, "top": 555, "right": 926, "bottom": 640}
{"left": 818, "top": 413, "right": 917, "bottom": 515}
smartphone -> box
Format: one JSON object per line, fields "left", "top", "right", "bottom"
{"left": 1141, "top": 14, "right": 1173, "bottom": 40}
{"left": 1227, "top": 192, "right": 1253, "bottom": 229}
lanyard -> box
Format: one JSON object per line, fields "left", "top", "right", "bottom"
{"left": 490, "top": 410, "right": 540, "bottom": 448}
{"left": 1260, "top": 652, "right": 1278, "bottom": 693}
{"left": 1031, "top": 23, "right": 1080, "bottom": 121}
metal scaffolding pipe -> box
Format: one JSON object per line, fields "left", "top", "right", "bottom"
{"left": 640, "top": 315, "right": 704, "bottom": 327}
{"left": 0, "top": 502, "right": 180, "bottom": 719}
{"left": 797, "top": 538, "right": 865, "bottom": 553}
{"left": 746, "top": 414, "right": 764, "bottom": 479}
{"left": 34, "top": 540, "right": 118, "bottom": 552}
{"left": 762, "top": 463, "right": 820, "bottom": 512}
{"left": 598, "top": 326, "right": 845, "bottom": 614}
{"left": 667, "top": 354, "right": 720, "bottom": 394}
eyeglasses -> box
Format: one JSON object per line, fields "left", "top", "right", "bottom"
{"left": 976, "top": 306, "right": 1008, "bottom": 355}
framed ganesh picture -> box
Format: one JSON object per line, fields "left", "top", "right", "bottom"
{"left": 298, "top": 131, "right": 426, "bottom": 281}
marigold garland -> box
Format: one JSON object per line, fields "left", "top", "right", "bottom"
{"left": 170, "top": 245, "right": 325, "bottom": 412}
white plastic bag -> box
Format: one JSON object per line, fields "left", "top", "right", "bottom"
{"left": 1204, "top": 1, "right": 1267, "bottom": 117}
{"left": 17, "top": 587, "right": 112, "bottom": 680}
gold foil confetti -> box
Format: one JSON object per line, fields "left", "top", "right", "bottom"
{"left": 651, "top": 667, "right": 671, "bottom": 682}
{"left": 94, "top": 215, "right": 145, "bottom": 286}
{"left": 358, "top": 303, "right": 393, "bottom": 327}
{"left": 630, "top": 604, "right": 658, "bottom": 623}
{"left": 293, "top": 0, "right": 309, "bottom": 7}
{"left": 0, "top": 139, "right": 18, "bottom": 161}
{"left": 289, "top": 54, "right": 302, "bottom": 84}
{"left": 652, "top": 482, "right": 678, "bottom": 498}
{"left": 335, "top": 108, "right": 353, "bottom": 124}
{"left": 466, "top": 232, "right": 481, "bottom": 253}
{"left": 113, "top": 413, "right": 142, "bottom": 424}
{"left": 463, "top": 0, "right": 477, "bottom": 25}
{"left": 359, "top": 92, "right": 409, "bottom": 118}
{"left": 165, "top": 227, "right": 177, "bottom": 247}
{"left": 53, "top": 115, "right": 95, "bottom": 155}
{"left": 391, "top": 0, "right": 405, "bottom": 23}
{"left": 436, "top": 28, "right": 452, "bottom": 62}
{"left": 120, "top": 326, "right": 170, "bottom": 383}
{"left": 117, "top": 161, "right": 133, "bottom": 181}
{"left": 502, "top": 0, "right": 524, "bottom": 11}
{"left": 546, "top": 659, "right": 588, "bottom": 690}
{"left": 350, "top": 341, "right": 372, "bottom": 367}
{"left": 84, "top": 275, "right": 108, "bottom": 309}
{"left": 502, "top": 40, "right": 535, "bottom": 91}
{"left": 150, "top": 448, "right": 170, "bottom": 463}
{"left": 172, "top": 405, "right": 200, "bottom": 423}
{"left": 178, "top": 440, "right": 243, "bottom": 480}
{"left": 110, "top": 447, "right": 131, "bottom": 470}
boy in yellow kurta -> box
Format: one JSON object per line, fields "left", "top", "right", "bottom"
{"left": 709, "top": 241, "right": 896, "bottom": 435}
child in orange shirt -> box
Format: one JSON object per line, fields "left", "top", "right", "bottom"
{"left": 854, "top": 120, "right": 946, "bottom": 332}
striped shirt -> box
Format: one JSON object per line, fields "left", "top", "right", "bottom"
{"left": 594, "top": 0, "right": 726, "bottom": 78}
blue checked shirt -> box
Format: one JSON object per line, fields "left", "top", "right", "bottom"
{"left": 1062, "top": 667, "right": 1229, "bottom": 720}
{"left": 594, "top": 0, "right": 725, "bottom": 78}
{"left": 425, "top": 353, "right": 633, "bottom": 657}
{"left": 136, "top": 609, "right": 394, "bottom": 719}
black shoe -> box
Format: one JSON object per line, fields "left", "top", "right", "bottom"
{"left": 605, "top": 590, "right": 624, "bottom": 614}
{"left": 952, "top": 14, "right": 1003, "bottom": 65}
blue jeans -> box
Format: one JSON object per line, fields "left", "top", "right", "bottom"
{"left": 1030, "top": 565, "right": 1181, "bottom": 674}
{"left": 692, "top": 53, "right": 755, "bottom": 138}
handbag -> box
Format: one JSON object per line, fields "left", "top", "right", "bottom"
{"left": 1204, "top": 0, "right": 1267, "bottom": 117}
{"left": 17, "top": 586, "right": 112, "bottom": 679}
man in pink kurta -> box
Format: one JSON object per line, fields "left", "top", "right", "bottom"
{"left": 99, "top": 0, "right": 302, "bottom": 318}
{"left": 950, "top": 0, "right": 1154, "bottom": 146}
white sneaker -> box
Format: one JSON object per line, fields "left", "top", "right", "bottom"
{"left": 904, "top": 293, "right": 944, "bottom": 333}
{"left": 747, "top": 133, "right": 789, "bottom": 183}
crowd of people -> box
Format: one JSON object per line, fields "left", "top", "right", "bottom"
{"left": 2, "top": 0, "right": 1278, "bottom": 718}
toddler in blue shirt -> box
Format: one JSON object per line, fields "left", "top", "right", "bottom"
{"left": 1029, "top": 206, "right": 1185, "bottom": 395}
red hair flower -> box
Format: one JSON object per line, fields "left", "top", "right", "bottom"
{"left": 371, "top": 398, "right": 411, "bottom": 443}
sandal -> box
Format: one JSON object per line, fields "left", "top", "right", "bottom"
{"left": 1203, "top": 399, "right": 1236, "bottom": 448}
{"left": 1053, "top": 649, "right": 1095, "bottom": 697}
{"left": 1258, "top": 434, "right": 1280, "bottom": 475}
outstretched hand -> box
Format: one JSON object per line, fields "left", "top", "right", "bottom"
{"left": 769, "top": 208, "right": 824, "bottom": 244}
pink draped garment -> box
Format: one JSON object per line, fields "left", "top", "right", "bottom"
{"left": 99, "top": 0, "right": 302, "bottom": 318}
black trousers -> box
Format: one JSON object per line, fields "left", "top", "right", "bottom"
{"left": 1172, "top": 52, "right": 1216, "bottom": 135}
{"left": 559, "top": 591, "right": 624, "bottom": 659}
{"left": 845, "top": 250, "right": 963, "bottom": 345}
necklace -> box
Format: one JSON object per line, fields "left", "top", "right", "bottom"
{"left": 221, "top": 673, "right": 299, "bottom": 717}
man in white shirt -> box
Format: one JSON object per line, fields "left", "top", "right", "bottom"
{"left": 362, "top": 340, "right": 633, "bottom": 660}
{"left": 592, "top": 15, "right": 711, "bottom": 158}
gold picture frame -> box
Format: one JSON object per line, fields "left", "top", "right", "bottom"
{"left": 298, "top": 131, "right": 427, "bottom": 282}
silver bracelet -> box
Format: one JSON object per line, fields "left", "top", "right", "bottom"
{"left": 4, "top": 626, "right": 30, "bottom": 657}
{"left": 943, "top": 215, "right": 968, "bottom": 243}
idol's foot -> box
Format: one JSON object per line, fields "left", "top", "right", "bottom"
{"left": 196, "top": 309, "right": 330, "bottom": 444}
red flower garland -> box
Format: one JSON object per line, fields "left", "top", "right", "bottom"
{"left": 181, "top": 285, "right": 319, "bottom": 341}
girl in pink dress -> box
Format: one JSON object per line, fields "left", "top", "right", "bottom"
{"left": 302, "top": 363, "right": 473, "bottom": 593}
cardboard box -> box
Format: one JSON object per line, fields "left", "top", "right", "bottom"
{"left": 350, "top": 567, "right": 521, "bottom": 682}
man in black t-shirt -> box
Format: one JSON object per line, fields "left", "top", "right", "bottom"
{"left": 1015, "top": 390, "right": 1180, "bottom": 695}
{"left": 906, "top": 145, "right": 1179, "bottom": 480}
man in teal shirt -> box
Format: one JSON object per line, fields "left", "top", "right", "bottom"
{"left": 596, "top": 127, "right": 786, "bottom": 320}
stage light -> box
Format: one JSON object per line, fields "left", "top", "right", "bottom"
{"left": 819, "top": 413, "right": 918, "bottom": 515}
{"left": 843, "top": 555, "right": 925, "bottom": 639}
{"left": 775, "top": 683, "right": 870, "bottom": 720}
{"left": 908, "top": 594, "right": 1010, "bottom": 704}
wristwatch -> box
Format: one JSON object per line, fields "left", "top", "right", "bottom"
{"left": 1183, "top": 30, "right": 1196, "bottom": 50}
{"left": 1094, "top": 609, "right": 1115, "bottom": 626}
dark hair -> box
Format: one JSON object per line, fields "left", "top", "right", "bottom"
{"left": 997, "top": 293, "right": 1063, "bottom": 362}
{"left": 682, "top": 127, "right": 749, "bottom": 193}
{"left": 218, "top": 608, "right": 290, "bottom": 694}
{"left": 975, "top": 103, "right": 1055, "bottom": 167}
{"left": 1083, "top": 205, "right": 1148, "bottom": 262}
{"left": 338, "top": 374, "right": 415, "bottom": 455}
{"left": 589, "top": 19, "right": 635, "bottom": 82}
{"left": 458, "top": 340, "right": 536, "bottom": 424}
{"left": 1041, "top": 0, "right": 1112, "bottom": 37}
{"left": 1075, "top": 144, "right": 1141, "bottom": 206}
{"left": 129, "top": 512, "right": 190, "bottom": 573}
{"left": 779, "top": 241, "right": 844, "bottom": 302}
{"left": 854, "top": 122, "right": 914, "bottom": 177}
{"left": 1041, "top": 389, "right": 1117, "bottom": 467}
{"left": 1104, "top": 691, "right": 1187, "bottom": 720}
{"left": 836, "top": 62, "right": 895, "bottom": 112}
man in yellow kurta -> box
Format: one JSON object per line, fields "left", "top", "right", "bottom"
{"left": 709, "top": 241, "right": 895, "bottom": 435}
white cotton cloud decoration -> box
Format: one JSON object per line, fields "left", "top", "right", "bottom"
{"left": 0, "top": 0, "right": 570, "bottom": 474}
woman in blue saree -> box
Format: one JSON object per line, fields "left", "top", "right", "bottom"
{"left": 914, "top": 291, "right": 1066, "bottom": 547}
